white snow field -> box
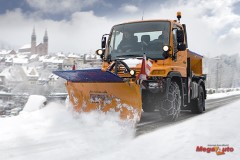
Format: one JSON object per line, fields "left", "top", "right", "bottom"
{"left": 0, "top": 92, "right": 240, "bottom": 160}
{"left": 207, "top": 90, "right": 240, "bottom": 99}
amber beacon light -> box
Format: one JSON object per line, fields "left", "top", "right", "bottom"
{"left": 177, "top": 11, "right": 181, "bottom": 22}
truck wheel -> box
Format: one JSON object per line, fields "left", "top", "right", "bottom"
{"left": 160, "top": 81, "right": 181, "bottom": 121}
{"left": 191, "top": 85, "right": 205, "bottom": 113}
{"left": 142, "top": 90, "right": 156, "bottom": 112}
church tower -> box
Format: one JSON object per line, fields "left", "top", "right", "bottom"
{"left": 43, "top": 29, "right": 48, "bottom": 55}
{"left": 31, "top": 27, "right": 36, "bottom": 54}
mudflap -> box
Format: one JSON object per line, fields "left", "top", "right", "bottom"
{"left": 53, "top": 69, "right": 142, "bottom": 122}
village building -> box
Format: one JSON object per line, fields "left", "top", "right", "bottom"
{"left": 18, "top": 28, "right": 48, "bottom": 55}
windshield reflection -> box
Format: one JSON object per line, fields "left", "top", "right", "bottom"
{"left": 108, "top": 21, "right": 170, "bottom": 60}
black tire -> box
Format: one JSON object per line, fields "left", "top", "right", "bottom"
{"left": 142, "top": 90, "right": 157, "bottom": 112}
{"left": 191, "top": 85, "right": 205, "bottom": 113}
{"left": 159, "top": 81, "right": 181, "bottom": 121}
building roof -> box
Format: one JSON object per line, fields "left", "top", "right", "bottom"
{"left": 52, "top": 59, "right": 64, "bottom": 64}
{"left": 19, "top": 44, "right": 31, "bottom": 49}
{"left": 85, "top": 54, "right": 100, "bottom": 60}
{"left": 56, "top": 52, "right": 66, "bottom": 58}
{"left": 22, "top": 66, "right": 39, "bottom": 77}
{"left": 36, "top": 43, "right": 43, "bottom": 47}
{"left": 29, "top": 54, "right": 39, "bottom": 60}
{"left": 0, "top": 66, "right": 24, "bottom": 82}
{"left": 12, "top": 58, "right": 29, "bottom": 64}
{"left": 0, "top": 50, "right": 15, "bottom": 55}
{"left": 42, "top": 56, "right": 56, "bottom": 63}
{"left": 17, "top": 54, "right": 29, "bottom": 59}
{"left": 68, "top": 53, "right": 80, "bottom": 58}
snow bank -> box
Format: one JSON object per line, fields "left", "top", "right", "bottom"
{"left": 0, "top": 102, "right": 135, "bottom": 160}
{"left": 0, "top": 97, "right": 240, "bottom": 160}
{"left": 22, "top": 95, "right": 47, "bottom": 112}
{"left": 103, "top": 100, "right": 240, "bottom": 160}
{"left": 207, "top": 90, "right": 240, "bottom": 99}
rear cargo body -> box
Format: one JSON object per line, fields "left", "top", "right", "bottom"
{"left": 187, "top": 50, "right": 203, "bottom": 76}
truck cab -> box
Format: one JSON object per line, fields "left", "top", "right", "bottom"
{"left": 97, "top": 12, "right": 206, "bottom": 121}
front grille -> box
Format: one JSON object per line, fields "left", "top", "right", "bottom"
{"left": 113, "top": 65, "right": 140, "bottom": 78}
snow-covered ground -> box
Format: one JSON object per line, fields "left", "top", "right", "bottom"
{"left": 22, "top": 95, "right": 46, "bottom": 112}
{"left": 207, "top": 90, "right": 240, "bottom": 99}
{"left": 0, "top": 92, "right": 240, "bottom": 160}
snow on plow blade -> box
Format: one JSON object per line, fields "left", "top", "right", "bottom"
{"left": 53, "top": 69, "right": 142, "bottom": 121}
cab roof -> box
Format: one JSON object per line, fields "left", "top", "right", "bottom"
{"left": 114, "top": 19, "right": 181, "bottom": 26}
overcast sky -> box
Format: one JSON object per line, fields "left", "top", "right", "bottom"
{"left": 0, "top": 0, "right": 240, "bottom": 57}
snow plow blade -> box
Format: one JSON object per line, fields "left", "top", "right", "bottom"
{"left": 53, "top": 69, "right": 142, "bottom": 121}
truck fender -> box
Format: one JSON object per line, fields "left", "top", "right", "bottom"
{"left": 198, "top": 79, "right": 206, "bottom": 99}
{"left": 167, "top": 72, "right": 182, "bottom": 78}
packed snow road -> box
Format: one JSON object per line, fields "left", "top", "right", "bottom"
{"left": 136, "top": 94, "right": 240, "bottom": 136}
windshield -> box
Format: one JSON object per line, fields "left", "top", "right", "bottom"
{"left": 108, "top": 21, "right": 170, "bottom": 60}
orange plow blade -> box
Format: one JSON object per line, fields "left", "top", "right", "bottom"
{"left": 53, "top": 69, "right": 142, "bottom": 121}
{"left": 66, "top": 82, "right": 141, "bottom": 121}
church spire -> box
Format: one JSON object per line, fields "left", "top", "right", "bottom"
{"left": 43, "top": 29, "right": 48, "bottom": 42}
{"left": 31, "top": 27, "right": 36, "bottom": 41}
{"left": 32, "top": 27, "right": 36, "bottom": 36}
{"left": 44, "top": 29, "right": 47, "bottom": 36}
{"left": 43, "top": 29, "right": 48, "bottom": 55}
{"left": 31, "top": 27, "right": 36, "bottom": 54}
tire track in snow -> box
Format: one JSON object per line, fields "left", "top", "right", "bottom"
{"left": 136, "top": 94, "right": 240, "bottom": 136}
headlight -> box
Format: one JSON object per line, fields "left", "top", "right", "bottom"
{"left": 130, "top": 70, "right": 135, "bottom": 76}
{"left": 163, "top": 46, "right": 169, "bottom": 52}
{"left": 96, "top": 49, "right": 103, "bottom": 55}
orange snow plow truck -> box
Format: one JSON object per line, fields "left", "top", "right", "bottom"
{"left": 53, "top": 12, "right": 206, "bottom": 122}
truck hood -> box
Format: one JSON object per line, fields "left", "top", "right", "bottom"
{"left": 123, "top": 58, "right": 142, "bottom": 68}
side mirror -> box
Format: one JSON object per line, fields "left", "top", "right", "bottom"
{"left": 177, "top": 30, "right": 184, "bottom": 43}
{"left": 101, "top": 36, "right": 106, "bottom": 49}
{"left": 176, "top": 30, "right": 186, "bottom": 51}
{"left": 177, "top": 43, "right": 186, "bottom": 51}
